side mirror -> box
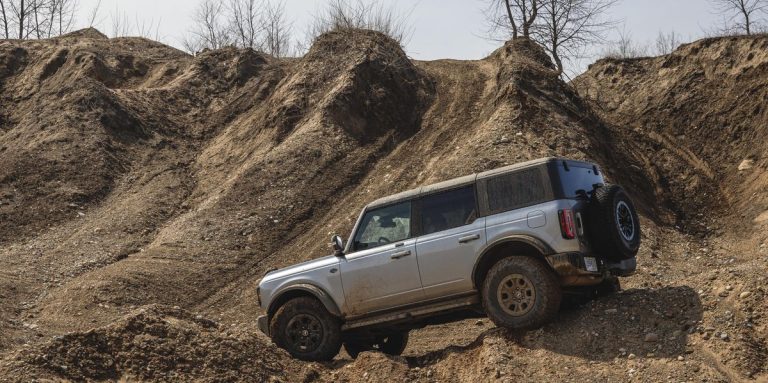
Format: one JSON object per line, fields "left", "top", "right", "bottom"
{"left": 331, "top": 235, "right": 344, "bottom": 256}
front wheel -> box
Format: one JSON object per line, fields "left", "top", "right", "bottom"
{"left": 269, "top": 297, "right": 342, "bottom": 361}
{"left": 482, "top": 257, "right": 562, "bottom": 330}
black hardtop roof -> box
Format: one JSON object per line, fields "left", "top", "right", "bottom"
{"left": 365, "top": 157, "right": 597, "bottom": 209}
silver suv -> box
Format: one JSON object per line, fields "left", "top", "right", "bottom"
{"left": 256, "top": 157, "right": 640, "bottom": 361}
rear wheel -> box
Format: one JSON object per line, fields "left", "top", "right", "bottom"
{"left": 482, "top": 257, "right": 561, "bottom": 330}
{"left": 343, "top": 331, "right": 409, "bottom": 359}
{"left": 270, "top": 297, "right": 342, "bottom": 361}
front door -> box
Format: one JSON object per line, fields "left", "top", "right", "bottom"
{"left": 340, "top": 201, "right": 424, "bottom": 316}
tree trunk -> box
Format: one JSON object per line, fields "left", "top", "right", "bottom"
{"left": 503, "top": 0, "right": 518, "bottom": 38}
{"left": 18, "top": 0, "right": 24, "bottom": 39}
{"left": 744, "top": 12, "right": 751, "bottom": 35}
{"left": 551, "top": 45, "right": 563, "bottom": 75}
{"left": 34, "top": 0, "right": 41, "bottom": 39}
{"left": 0, "top": 0, "right": 9, "bottom": 39}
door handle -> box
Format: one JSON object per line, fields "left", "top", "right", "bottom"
{"left": 458, "top": 234, "right": 480, "bottom": 244}
{"left": 391, "top": 250, "right": 412, "bottom": 259}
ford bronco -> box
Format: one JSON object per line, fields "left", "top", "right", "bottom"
{"left": 256, "top": 157, "right": 640, "bottom": 361}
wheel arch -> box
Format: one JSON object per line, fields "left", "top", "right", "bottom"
{"left": 472, "top": 235, "right": 554, "bottom": 290}
{"left": 267, "top": 284, "right": 343, "bottom": 320}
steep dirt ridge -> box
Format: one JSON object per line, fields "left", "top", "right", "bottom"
{"left": 576, "top": 35, "right": 768, "bottom": 236}
{"left": 0, "top": 30, "right": 766, "bottom": 382}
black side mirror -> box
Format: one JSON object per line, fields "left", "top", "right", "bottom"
{"left": 331, "top": 235, "right": 344, "bottom": 256}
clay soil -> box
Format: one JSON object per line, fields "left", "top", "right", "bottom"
{"left": 0, "top": 29, "right": 766, "bottom": 382}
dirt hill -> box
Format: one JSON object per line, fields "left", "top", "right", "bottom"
{"left": 0, "top": 29, "right": 766, "bottom": 382}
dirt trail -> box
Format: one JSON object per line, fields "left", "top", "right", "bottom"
{"left": 0, "top": 29, "right": 766, "bottom": 382}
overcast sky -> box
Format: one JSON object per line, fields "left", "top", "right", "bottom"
{"left": 75, "top": 0, "right": 724, "bottom": 72}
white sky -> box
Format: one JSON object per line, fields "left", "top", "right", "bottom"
{"left": 74, "top": 0, "right": 724, "bottom": 71}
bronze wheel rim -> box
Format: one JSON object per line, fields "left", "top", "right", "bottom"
{"left": 497, "top": 273, "right": 536, "bottom": 316}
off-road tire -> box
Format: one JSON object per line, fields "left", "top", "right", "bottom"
{"left": 270, "top": 297, "right": 342, "bottom": 361}
{"left": 482, "top": 257, "right": 562, "bottom": 330}
{"left": 587, "top": 185, "right": 641, "bottom": 261}
{"left": 343, "top": 331, "right": 409, "bottom": 359}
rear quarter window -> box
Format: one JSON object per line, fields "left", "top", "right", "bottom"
{"left": 480, "top": 166, "right": 553, "bottom": 215}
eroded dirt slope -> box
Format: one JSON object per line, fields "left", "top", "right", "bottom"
{"left": 0, "top": 29, "right": 766, "bottom": 382}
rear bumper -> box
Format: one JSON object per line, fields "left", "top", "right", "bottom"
{"left": 546, "top": 252, "right": 636, "bottom": 285}
{"left": 257, "top": 315, "right": 269, "bottom": 336}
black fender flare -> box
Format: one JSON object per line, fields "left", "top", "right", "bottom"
{"left": 471, "top": 235, "right": 555, "bottom": 287}
{"left": 267, "top": 283, "right": 343, "bottom": 319}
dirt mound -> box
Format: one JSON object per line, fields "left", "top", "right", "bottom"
{"left": 1, "top": 29, "right": 767, "bottom": 382}
{"left": 0, "top": 305, "right": 304, "bottom": 382}
{"left": 576, "top": 35, "right": 768, "bottom": 236}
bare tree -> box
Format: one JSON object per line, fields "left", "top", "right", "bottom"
{"left": 134, "top": 14, "right": 161, "bottom": 40}
{"left": 8, "top": 0, "right": 28, "bottom": 39}
{"left": 603, "top": 26, "right": 647, "bottom": 58}
{"left": 306, "top": 0, "right": 413, "bottom": 45}
{"left": 86, "top": 0, "right": 101, "bottom": 28}
{"left": 0, "top": 0, "right": 76, "bottom": 39}
{"left": 183, "top": 0, "right": 230, "bottom": 53}
{"left": 1, "top": 0, "right": 9, "bottom": 38}
{"left": 260, "top": 0, "right": 291, "bottom": 57}
{"left": 110, "top": 4, "right": 130, "bottom": 37}
{"left": 536, "top": 0, "right": 618, "bottom": 75}
{"left": 229, "top": 0, "right": 260, "bottom": 49}
{"left": 485, "top": 0, "right": 538, "bottom": 39}
{"left": 710, "top": 0, "right": 767, "bottom": 35}
{"left": 55, "top": 0, "right": 78, "bottom": 35}
{"left": 655, "top": 30, "right": 681, "bottom": 55}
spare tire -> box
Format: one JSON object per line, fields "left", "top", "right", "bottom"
{"left": 587, "top": 185, "right": 640, "bottom": 260}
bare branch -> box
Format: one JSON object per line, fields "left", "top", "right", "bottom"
{"left": 304, "top": 0, "right": 413, "bottom": 47}
{"left": 484, "top": 0, "right": 540, "bottom": 39}
{"left": 87, "top": 0, "right": 101, "bottom": 28}
{"left": 603, "top": 26, "right": 648, "bottom": 59}
{"left": 260, "top": 0, "right": 292, "bottom": 57}
{"left": 1, "top": 0, "right": 10, "bottom": 38}
{"left": 184, "top": 0, "right": 230, "bottom": 52}
{"left": 710, "top": 0, "right": 768, "bottom": 35}
{"left": 655, "top": 30, "right": 681, "bottom": 55}
{"left": 536, "top": 0, "right": 619, "bottom": 75}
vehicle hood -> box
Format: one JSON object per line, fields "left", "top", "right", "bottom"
{"left": 261, "top": 254, "right": 340, "bottom": 282}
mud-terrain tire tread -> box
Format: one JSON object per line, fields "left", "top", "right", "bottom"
{"left": 482, "top": 256, "right": 562, "bottom": 330}
{"left": 588, "top": 184, "right": 641, "bottom": 261}
{"left": 270, "top": 296, "right": 342, "bottom": 361}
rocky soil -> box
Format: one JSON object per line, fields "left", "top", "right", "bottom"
{"left": 0, "top": 29, "right": 766, "bottom": 382}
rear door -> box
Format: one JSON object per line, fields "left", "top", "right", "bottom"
{"left": 340, "top": 201, "right": 424, "bottom": 315}
{"left": 414, "top": 186, "right": 486, "bottom": 299}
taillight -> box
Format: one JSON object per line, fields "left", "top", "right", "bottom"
{"left": 558, "top": 209, "right": 576, "bottom": 239}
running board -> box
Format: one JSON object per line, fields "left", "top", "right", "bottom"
{"left": 342, "top": 294, "right": 480, "bottom": 331}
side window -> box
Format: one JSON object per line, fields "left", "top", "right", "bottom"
{"left": 486, "top": 168, "right": 548, "bottom": 214}
{"left": 352, "top": 201, "right": 412, "bottom": 251}
{"left": 418, "top": 186, "right": 477, "bottom": 236}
